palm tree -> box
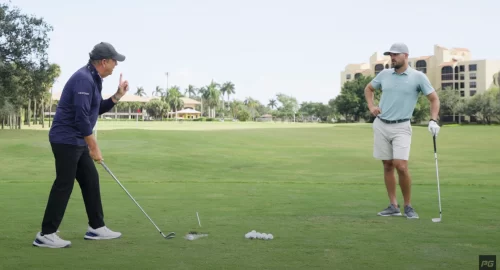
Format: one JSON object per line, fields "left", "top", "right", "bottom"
{"left": 163, "top": 86, "right": 184, "bottom": 120}
{"left": 220, "top": 81, "right": 235, "bottom": 119}
{"left": 244, "top": 97, "right": 258, "bottom": 120}
{"left": 184, "top": 84, "right": 197, "bottom": 98}
{"left": 268, "top": 99, "right": 277, "bottom": 109}
{"left": 206, "top": 80, "right": 221, "bottom": 118}
{"left": 152, "top": 86, "right": 164, "bottom": 97}
{"left": 135, "top": 86, "right": 146, "bottom": 97}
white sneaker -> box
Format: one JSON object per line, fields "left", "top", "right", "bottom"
{"left": 84, "top": 226, "right": 121, "bottom": 240}
{"left": 33, "top": 232, "right": 71, "bottom": 248}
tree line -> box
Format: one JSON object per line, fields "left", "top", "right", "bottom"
{"left": 1, "top": 2, "right": 61, "bottom": 129}
{"left": 2, "top": 2, "right": 498, "bottom": 127}
{"left": 331, "top": 74, "right": 500, "bottom": 124}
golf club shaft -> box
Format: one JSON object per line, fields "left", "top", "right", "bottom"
{"left": 100, "top": 161, "right": 165, "bottom": 236}
{"left": 433, "top": 136, "right": 442, "bottom": 217}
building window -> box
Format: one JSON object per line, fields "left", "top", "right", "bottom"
{"left": 354, "top": 73, "right": 362, "bottom": 79}
{"left": 459, "top": 65, "right": 465, "bottom": 72}
{"left": 416, "top": 60, "right": 427, "bottom": 73}
{"left": 460, "top": 82, "right": 465, "bottom": 89}
{"left": 470, "top": 81, "right": 476, "bottom": 88}
{"left": 470, "top": 90, "right": 477, "bottom": 96}
{"left": 374, "top": 64, "right": 384, "bottom": 75}
{"left": 441, "top": 83, "right": 453, "bottom": 89}
{"left": 460, "top": 91, "right": 465, "bottom": 97}
{"left": 346, "top": 74, "right": 351, "bottom": 80}
{"left": 460, "top": 74, "right": 465, "bottom": 80}
{"left": 454, "top": 83, "right": 459, "bottom": 89}
{"left": 470, "top": 73, "right": 476, "bottom": 80}
{"left": 385, "top": 64, "right": 389, "bottom": 69}
{"left": 441, "top": 66, "right": 453, "bottom": 81}
{"left": 469, "top": 64, "right": 477, "bottom": 71}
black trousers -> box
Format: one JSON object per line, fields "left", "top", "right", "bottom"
{"left": 41, "top": 143, "right": 105, "bottom": 234}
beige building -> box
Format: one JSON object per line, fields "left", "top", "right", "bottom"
{"left": 341, "top": 44, "right": 500, "bottom": 98}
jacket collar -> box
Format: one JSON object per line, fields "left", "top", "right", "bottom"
{"left": 86, "top": 61, "right": 103, "bottom": 92}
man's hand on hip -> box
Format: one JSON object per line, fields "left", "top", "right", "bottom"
{"left": 428, "top": 120, "right": 440, "bottom": 136}
{"left": 369, "top": 105, "right": 381, "bottom": 117}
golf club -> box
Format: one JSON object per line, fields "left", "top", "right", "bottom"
{"left": 431, "top": 135, "right": 442, "bottom": 223}
{"left": 100, "top": 161, "right": 176, "bottom": 239}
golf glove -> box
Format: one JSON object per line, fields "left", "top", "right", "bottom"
{"left": 428, "top": 120, "right": 440, "bottom": 136}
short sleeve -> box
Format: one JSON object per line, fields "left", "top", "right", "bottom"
{"left": 418, "top": 72, "right": 435, "bottom": 95}
{"left": 370, "top": 70, "right": 385, "bottom": 89}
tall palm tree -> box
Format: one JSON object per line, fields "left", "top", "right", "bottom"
{"left": 198, "top": 86, "right": 207, "bottom": 116}
{"left": 220, "top": 81, "right": 235, "bottom": 119}
{"left": 163, "top": 86, "right": 184, "bottom": 120}
{"left": 184, "top": 84, "right": 197, "bottom": 98}
{"left": 152, "top": 86, "right": 163, "bottom": 97}
{"left": 135, "top": 86, "right": 146, "bottom": 97}
{"left": 268, "top": 99, "right": 277, "bottom": 109}
{"left": 206, "top": 80, "right": 221, "bottom": 118}
{"left": 222, "top": 81, "right": 235, "bottom": 105}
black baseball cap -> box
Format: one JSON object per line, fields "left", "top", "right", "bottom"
{"left": 89, "top": 42, "right": 126, "bottom": 61}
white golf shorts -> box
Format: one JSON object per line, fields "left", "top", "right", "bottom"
{"left": 372, "top": 117, "right": 412, "bottom": 161}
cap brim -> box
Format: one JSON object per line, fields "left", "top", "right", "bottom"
{"left": 113, "top": 53, "right": 126, "bottom": 62}
{"left": 384, "top": 51, "right": 398, "bottom": 55}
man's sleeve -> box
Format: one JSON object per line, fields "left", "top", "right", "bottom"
{"left": 370, "top": 70, "right": 384, "bottom": 89}
{"left": 418, "top": 73, "right": 435, "bottom": 95}
{"left": 99, "top": 96, "right": 116, "bottom": 115}
{"left": 73, "top": 80, "right": 94, "bottom": 137}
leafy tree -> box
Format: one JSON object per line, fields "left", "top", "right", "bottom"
{"left": 298, "top": 102, "right": 331, "bottom": 122}
{"left": 437, "top": 87, "right": 461, "bottom": 122}
{"left": 412, "top": 94, "right": 431, "bottom": 123}
{"left": 462, "top": 87, "right": 500, "bottom": 124}
{"left": 163, "top": 86, "right": 184, "bottom": 119}
{"left": 237, "top": 110, "right": 250, "bottom": 122}
{"left": 145, "top": 99, "right": 169, "bottom": 120}
{"left": 275, "top": 93, "right": 299, "bottom": 121}
{"left": 0, "top": 2, "right": 55, "bottom": 128}
{"left": 334, "top": 75, "right": 377, "bottom": 122}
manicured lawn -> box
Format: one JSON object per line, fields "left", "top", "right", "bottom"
{"left": 0, "top": 122, "right": 498, "bottom": 269}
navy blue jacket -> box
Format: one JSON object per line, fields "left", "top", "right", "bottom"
{"left": 49, "top": 62, "right": 116, "bottom": 146}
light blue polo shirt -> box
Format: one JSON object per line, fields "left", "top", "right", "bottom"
{"left": 370, "top": 66, "right": 435, "bottom": 121}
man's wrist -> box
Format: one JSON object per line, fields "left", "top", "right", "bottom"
{"left": 112, "top": 93, "right": 121, "bottom": 102}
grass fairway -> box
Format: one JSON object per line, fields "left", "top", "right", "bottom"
{"left": 0, "top": 122, "right": 498, "bottom": 270}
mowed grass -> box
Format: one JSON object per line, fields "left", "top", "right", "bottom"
{"left": 0, "top": 122, "right": 499, "bottom": 270}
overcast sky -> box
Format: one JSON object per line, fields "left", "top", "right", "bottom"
{"left": 8, "top": 0, "right": 500, "bottom": 104}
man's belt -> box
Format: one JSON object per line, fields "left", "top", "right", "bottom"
{"left": 377, "top": 116, "right": 410, "bottom": 124}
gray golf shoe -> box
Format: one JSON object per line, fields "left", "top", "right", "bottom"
{"left": 377, "top": 204, "right": 402, "bottom": 216}
{"left": 404, "top": 205, "right": 419, "bottom": 219}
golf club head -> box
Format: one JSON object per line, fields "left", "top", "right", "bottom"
{"left": 432, "top": 218, "right": 441, "bottom": 223}
{"left": 162, "top": 232, "right": 176, "bottom": 239}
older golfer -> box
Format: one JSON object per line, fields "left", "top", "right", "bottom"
{"left": 33, "top": 42, "right": 129, "bottom": 248}
{"left": 364, "top": 43, "right": 440, "bottom": 219}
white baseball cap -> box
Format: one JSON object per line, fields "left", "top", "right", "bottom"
{"left": 383, "top": 43, "right": 409, "bottom": 55}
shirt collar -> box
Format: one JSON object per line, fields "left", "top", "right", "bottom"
{"left": 392, "top": 65, "right": 412, "bottom": 75}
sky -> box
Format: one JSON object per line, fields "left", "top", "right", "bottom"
{"left": 6, "top": 0, "right": 500, "bottom": 105}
